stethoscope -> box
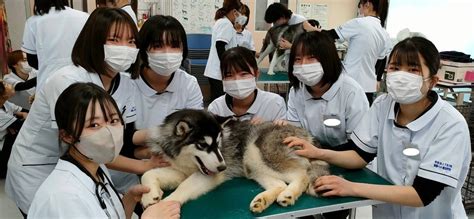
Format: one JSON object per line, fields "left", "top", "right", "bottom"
{"left": 62, "top": 154, "right": 124, "bottom": 219}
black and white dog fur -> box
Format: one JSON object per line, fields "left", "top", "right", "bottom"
{"left": 141, "top": 109, "right": 330, "bottom": 213}
{"left": 257, "top": 20, "right": 319, "bottom": 75}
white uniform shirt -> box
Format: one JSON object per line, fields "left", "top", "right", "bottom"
{"left": 288, "top": 13, "right": 306, "bottom": 25}
{"left": 5, "top": 65, "right": 137, "bottom": 213}
{"left": 3, "top": 70, "right": 37, "bottom": 109}
{"left": 287, "top": 74, "right": 369, "bottom": 146}
{"left": 335, "top": 16, "right": 391, "bottom": 93}
{"left": 208, "top": 89, "right": 286, "bottom": 121}
{"left": 21, "top": 7, "right": 88, "bottom": 91}
{"left": 121, "top": 5, "right": 137, "bottom": 25}
{"left": 0, "top": 101, "right": 21, "bottom": 150}
{"left": 134, "top": 69, "right": 203, "bottom": 129}
{"left": 204, "top": 17, "right": 237, "bottom": 80}
{"left": 236, "top": 29, "right": 255, "bottom": 51}
{"left": 351, "top": 92, "right": 470, "bottom": 219}
{"left": 28, "top": 160, "right": 125, "bottom": 219}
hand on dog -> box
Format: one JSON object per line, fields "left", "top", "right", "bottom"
{"left": 273, "top": 119, "right": 288, "bottom": 126}
{"left": 303, "top": 20, "right": 320, "bottom": 32}
{"left": 250, "top": 117, "right": 264, "bottom": 125}
{"left": 142, "top": 201, "right": 181, "bottom": 219}
{"left": 146, "top": 154, "right": 171, "bottom": 169}
{"left": 284, "top": 137, "right": 323, "bottom": 159}
{"left": 313, "top": 175, "right": 356, "bottom": 197}
{"left": 278, "top": 38, "right": 292, "bottom": 50}
{"left": 126, "top": 184, "right": 151, "bottom": 202}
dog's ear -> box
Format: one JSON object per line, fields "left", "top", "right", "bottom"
{"left": 175, "top": 120, "right": 192, "bottom": 136}
{"left": 211, "top": 114, "right": 234, "bottom": 126}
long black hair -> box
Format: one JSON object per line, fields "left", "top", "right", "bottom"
{"left": 34, "top": 0, "right": 68, "bottom": 15}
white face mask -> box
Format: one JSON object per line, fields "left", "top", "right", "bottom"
{"left": 223, "top": 77, "right": 256, "bottom": 100}
{"left": 235, "top": 15, "right": 248, "bottom": 26}
{"left": 386, "top": 71, "right": 429, "bottom": 104}
{"left": 292, "top": 62, "right": 324, "bottom": 86}
{"left": 104, "top": 45, "right": 139, "bottom": 73}
{"left": 147, "top": 52, "right": 183, "bottom": 76}
{"left": 76, "top": 125, "right": 124, "bottom": 164}
{"left": 20, "top": 62, "right": 32, "bottom": 73}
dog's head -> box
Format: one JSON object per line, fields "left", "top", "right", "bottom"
{"left": 149, "top": 109, "right": 228, "bottom": 176}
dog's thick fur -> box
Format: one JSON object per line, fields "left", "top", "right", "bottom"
{"left": 141, "top": 109, "right": 330, "bottom": 213}
{"left": 257, "top": 20, "right": 318, "bottom": 75}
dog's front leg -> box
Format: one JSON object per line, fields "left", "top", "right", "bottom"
{"left": 163, "top": 172, "right": 228, "bottom": 204}
{"left": 257, "top": 42, "right": 275, "bottom": 65}
{"left": 141, "top": 167, "right": 187, "bottom": 208}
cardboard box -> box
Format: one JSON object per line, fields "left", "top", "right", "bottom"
{"left": 437, "top": 60, "right": 474, "bottom": 83}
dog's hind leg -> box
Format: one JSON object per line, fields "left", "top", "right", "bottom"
{"left": 163, "top": 172, "right": 228, "bottom": 204}
{"left": 277, "top": 169, "right": 310, "bottom": 207}
{"left": 141, "top": 167, "right": 187, "bottom": 208}
{"left": 249, "top": 175, "right": 287, "bottom": 213}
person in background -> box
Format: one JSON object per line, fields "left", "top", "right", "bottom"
{"left": 204, "top": 0, "right": 244, "bottom": 103}
{"left": 6, "top": 8, "right": 164, "bottom": 217}
{"left": 0, "top": 82, "right": 28, "bottom": 179}
{"left": 264, "top": 2, "right": 306, "bottom": 51}
{"left": 208, "top": 47, "right": 286, "bottom": 123}
{"left": 132, "top": 15, "right": 203, "bottom": 158}
{"left": 96, "top": 0, "right": 138, "bottom": 25}
{"left": 28, "top": 82, "right": 180, "bottom": 219}
{"left": 22, "top": 0, "right": 88, "bottom": 91}
{"left": 285, "top": 37, "right": 470, "bottom": 219}
{"left": 304, "top": 0, "right": 392, "bottom": 105}
{"left": 234, "top": 4, "right": 255, "bottom": 54}
{"left": 5, "top": 50, "right": 37, "bottom": 109}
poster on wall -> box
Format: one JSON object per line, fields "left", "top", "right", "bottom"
{"left": 297, "top": 3, "right": 328, "bottom": 28}
{"left": 172, "top": 0, "right": 224, "bottom": 34}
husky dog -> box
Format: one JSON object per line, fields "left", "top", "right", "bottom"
{"left": 141, "top": 109, "right": 330, "bottom": 213}
{"left": 257, "top": 20, "right": 319, "bottom": 75}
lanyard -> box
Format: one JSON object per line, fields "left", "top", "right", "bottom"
{"left": 61, "top": 155, "right": 124, "bottom": 218}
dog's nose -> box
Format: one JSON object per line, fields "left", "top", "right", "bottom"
{"left": 217, "top": 165, "right": 227, "bottom": 172}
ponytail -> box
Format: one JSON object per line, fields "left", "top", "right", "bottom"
{"left": 214, "top": 7, "right": 227, "bottom": 20}
{"left": 377, "top": 0, "right": 389, "bottom": 27}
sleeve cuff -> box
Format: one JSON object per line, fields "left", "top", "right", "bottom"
{"left": 350, "top": 132, "right": 377, "bottom": 154}
{"left": 418, "top": 168, "right": 458, "bottom": 188}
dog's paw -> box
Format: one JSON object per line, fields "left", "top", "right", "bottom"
{"left": 267, "top": 71, "right": 275, "bottom": 75}
{"left": 277, "top": 190, "right": 296, "bottom": 207}
{"left": 306, "top": 184, "right": 318, "bottom": 197}
{"left": 141, "top": 189, "right": 163, "bottom": 208}
{"left": 250, "top": 194, "right": 270, "bottom": 213}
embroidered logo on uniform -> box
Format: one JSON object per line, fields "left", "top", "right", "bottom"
{"left": 433, "top": 161, "right": 452, "bottom": 172}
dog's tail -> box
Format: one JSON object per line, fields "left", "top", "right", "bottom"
{"left": 306, "top": 159, "right": 330, "bottom": 196}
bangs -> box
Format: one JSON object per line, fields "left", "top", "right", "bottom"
{"left": 220, "top": 48, "right": 256, "bottom": 78}
{"left": 389, "top": 42, "right": 422, "bottom": 68}
{"left": 89, "top": 97, "right": 122, "bottom": 124}
{"left": 150, "top": 30, "right": 183, "bottom": 49}
{"left": 294, "top": 41, "right": 316, "bottom": 58}
{"left": 109, "top": 20, "right": 135, "bottom": 40}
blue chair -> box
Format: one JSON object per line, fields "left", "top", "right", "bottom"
{"left": 186, "top": 34, "right": 212, "bottom": 83}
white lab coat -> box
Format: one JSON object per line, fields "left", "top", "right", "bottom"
{"left": 351, "top": 92, "right": 470, "bottom": 219}
{"left": 335, "top": 16, "right": 391, "bottom": 93}
{"left": 28, "top": 159, "right": 125, "bottom": 219}
{"left": 21, "top": 6, "right": 88, "bottom": 91}
{"left": 5, "top": 65, "right": 137, "bottom": 213}
{"left": 204, "top": 17, "right": 237, "bottom": 81}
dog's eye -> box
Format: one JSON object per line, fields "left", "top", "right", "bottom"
{"left": 196, "top": 143, "right": 205, "bottom": 150}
